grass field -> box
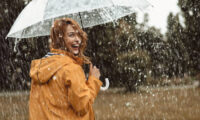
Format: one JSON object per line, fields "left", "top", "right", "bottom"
{"left": 0, "top": 87, "right": 200, "bottom": 120}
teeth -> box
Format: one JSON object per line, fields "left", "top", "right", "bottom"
{"left": 72, "top": 44, "right": 79, "bottom": 47}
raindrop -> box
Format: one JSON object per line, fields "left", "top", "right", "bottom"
{"left": 125, "top": 102, "right": 131, "bottom": 107}
{"left": 24, "top": 0, "right": 28, "bottom": 5}
{"left": 4, "top": 9, "right": 8, "bottom": 13}
{"left": 84, "top": 14, "right": 88, "bottom": 19}
{"left": 14, "top": 38, "right": 21, "bottom": 52}
{"left": 22, "top": 45, "right": 27, "bottom": 50}
{"left": 53, "top": 76, "right": 57, "bottom": 80}
{"left": 16, "top": 68, "right": 22, "bottom": 73}
{"left": 14, "top": 58, "right": 18, "bottom": 62}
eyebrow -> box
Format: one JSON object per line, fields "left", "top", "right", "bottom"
{"left": 68, "top": 32, "right": 75, "bottom": 34}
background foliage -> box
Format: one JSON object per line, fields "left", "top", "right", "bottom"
{"left": 0, "top": 0, "right": 199, "bottom": 91}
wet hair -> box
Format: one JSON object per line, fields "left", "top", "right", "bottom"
{"left": 50, "top": 18, "right": 90, "bottom": 64}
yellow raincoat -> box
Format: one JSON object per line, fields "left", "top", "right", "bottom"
{"left": 29, "top": 49, "right": 102, "bottom": 120}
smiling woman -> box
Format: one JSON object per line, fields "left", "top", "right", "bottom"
{"left": 29, "top": 18, "right": 102, "bottom": 120}
{"left": 50, "top": 18, "right": 89, "bottom": 60}
{"left": 64, "top": 24, "right": 82, "bottom": 55}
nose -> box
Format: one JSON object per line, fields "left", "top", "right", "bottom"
{"left": 75, "top": 35, "right": 81, "bottom": 43}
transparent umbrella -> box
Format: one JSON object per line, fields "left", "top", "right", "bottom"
{"left": 6, "top": 0, "right": 152, "bottom": 91}
{"left": 6, "top": 0, "right": 151, "bottom": 38}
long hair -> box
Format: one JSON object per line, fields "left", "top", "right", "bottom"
{"left": 50, "top": 18, "right": 90, "bottom": 64}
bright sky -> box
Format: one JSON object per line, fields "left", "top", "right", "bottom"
{"left": 137, "top": 0, "right": 180, "bottom": 34}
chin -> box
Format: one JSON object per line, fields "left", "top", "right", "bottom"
{"left": 73, "top": 51, "right": 79, "bottom": 56}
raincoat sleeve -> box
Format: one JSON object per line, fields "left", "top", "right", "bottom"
{"left": 63, "top": 65, "right": 102, "bottom": 116}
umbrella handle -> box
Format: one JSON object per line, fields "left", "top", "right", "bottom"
{"left": 100, "top": 78, "right": 109, "bottom": 91}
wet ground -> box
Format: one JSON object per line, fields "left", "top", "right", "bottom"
{"left": 0, "top": 87, "right": 200, "bottom": 120}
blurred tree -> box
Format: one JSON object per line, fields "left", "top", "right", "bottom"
{"left": 135, "top": 14, "right": 175, "bottom": 85}
{"left": 0, "top": 0, "right": 48, "bottom": 91}
{"left": 136, "top": 27, "right": 166, "bottom": 78}
{"left": 166, "top": 12, "right": 189, "bottom": 77}
{"left": 116, "top": 15, "right": 152, "bottom": 91}
{"left": 117, "top": 49, "right": 150, "bottom": 91}
{"left": 0, "top": 0, "right": 25, "bottom": 91}
{"left": 178, "top": 0, "right": 200, "bottom": 75}
{"left": 86, "top": 13, "right": 179, "bottom": 91}
{"left": 85, "top": 24, "right": 119, "bottom": 87}
{"left": 86, "top": 14, "right": 152, "bottom": 91}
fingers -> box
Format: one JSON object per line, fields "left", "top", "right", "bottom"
{"left": 92, "top": 65, "right": 98, "bottom": 72}
{"left": 90, "top": 63, "right": 97, "bottom": 70}
{"left": 90, "top": 63, "right": 93, "bottom": 70}
{"left": 89, "top": 63, "right": 101, "bottom": 79}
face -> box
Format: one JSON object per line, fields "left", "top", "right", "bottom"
{"left": 63, "top": 24, "right": 82, "bottom": 55}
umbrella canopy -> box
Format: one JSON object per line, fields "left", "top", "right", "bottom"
{"left": 7, "top": 0, "right": 151, "bottom": 38}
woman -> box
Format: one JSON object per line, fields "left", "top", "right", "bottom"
{"left": 29, "top": 18, "right": 102, "bottom": 120}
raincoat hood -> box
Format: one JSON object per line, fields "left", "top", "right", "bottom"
{"left": 30, "top": 48, "right": 84, "bottom": 84}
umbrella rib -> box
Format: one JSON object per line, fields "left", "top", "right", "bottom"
{"left": 78, "top": 12, "right": 84, "bottom": 29}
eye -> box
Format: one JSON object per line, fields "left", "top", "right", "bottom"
{"left": 68, "top": 33, "right": 75, "bottom": 37}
